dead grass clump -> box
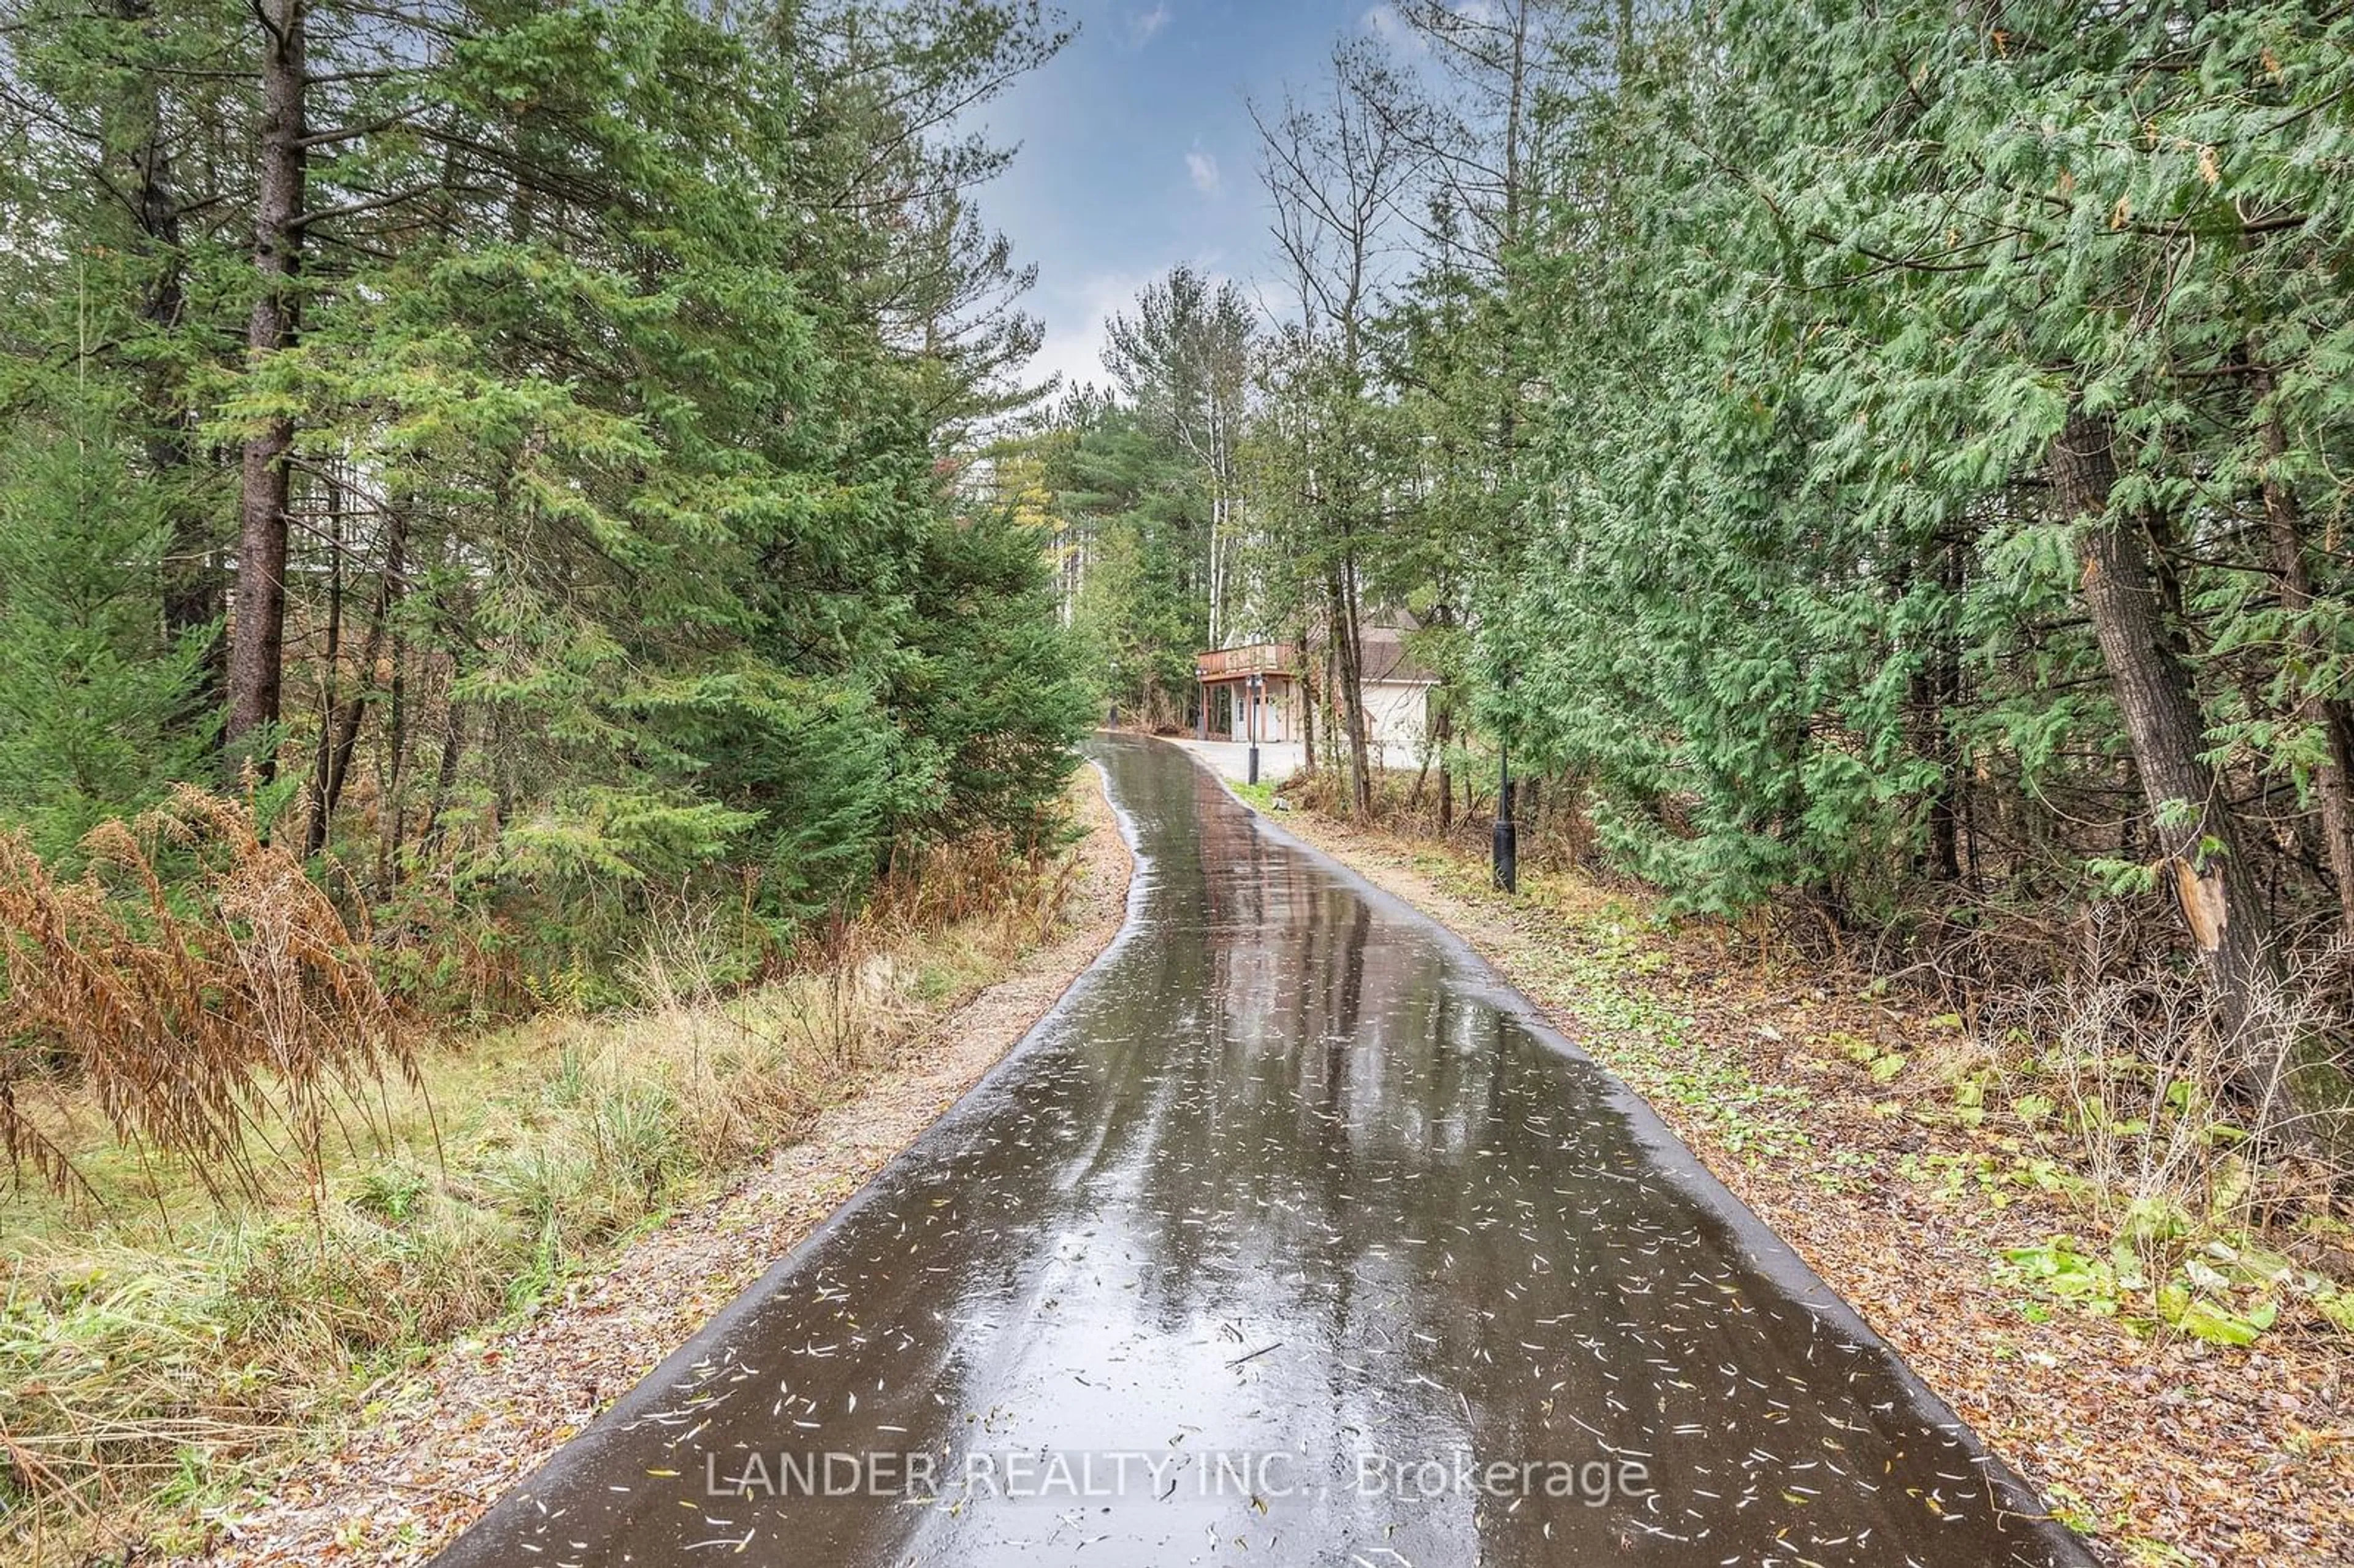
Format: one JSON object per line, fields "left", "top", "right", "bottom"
{"left": 1975, "top": 950, "right": 2353, "bottom": 1247}
{"left": 218, "top": 1200, "right": 523, "bottom": 1358}
{"left": 870, "top": 824, "right": 1080, "bottom": 950}
{"left": 1, "top": 1239, "right": 283, "bottom": 1536}
{"left": 0, "top": 786, "right": 409, "bottom": 1203}
{"left": 0, "top": 1199, "right": 527, "bottom": 1546}
{"left": 620, "top": 898, "right": 744, "bottom": 1013}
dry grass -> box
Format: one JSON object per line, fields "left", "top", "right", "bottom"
{"left": 1966, "top": 939, "right": 2354, "bottom": 1277}
{"left": 0, "top": 797, "right": 1092, "bottom": 1560}
{"left": 0, "top": 785, "right": 406, "bottom": 1207}
{"left": 870, "top": 823, "right": 1084, "bottom": 943}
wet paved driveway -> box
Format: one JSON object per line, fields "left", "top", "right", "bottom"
{"left": 435, "top": 734, "right": 2091, "bottom": 1568}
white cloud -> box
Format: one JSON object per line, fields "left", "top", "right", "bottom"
{"left": 1130, "top": 4, "right": 1170, "bottom": 46}
{"left": 1362, "top": 4, "right": 1429, "bottom": 51}
{"left": 1025, "top": 270, "right": 1148, "bottom": 397}
{"left": 1023, "top": 257, "right": 1238, "bottom": 397}
{"left": 1186, "top": 148, "right": 1221, "bottom": 195}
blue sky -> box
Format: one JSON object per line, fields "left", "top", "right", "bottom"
{"left": 978, "top": 1, "right": 1393, "bottom": 396}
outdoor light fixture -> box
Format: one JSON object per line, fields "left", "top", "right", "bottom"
{"left": 1493, "top": 742, "right": 1517, "bottom": 896}
{"left": 1246, "top": 671, "right": 1263, "bottom": 786}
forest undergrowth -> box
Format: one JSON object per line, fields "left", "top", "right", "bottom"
{"left": 0, "top": 789, "right": 1089, "bottom": 1561}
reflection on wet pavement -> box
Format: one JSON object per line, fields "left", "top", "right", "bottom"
{"left": 432, "top": 734, "right": 2093, "bottom": 1567}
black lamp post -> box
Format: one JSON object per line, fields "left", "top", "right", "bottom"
{"left": 1493, "top": 739, "right": 1517, "bottom": 893}
{"left": 1488, "top": 655, "right": 1521, "bottom": 903}
{"left": 1246, "top": 671, "right": 1263, "bottom": 786}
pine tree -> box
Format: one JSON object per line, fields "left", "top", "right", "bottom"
{"left": 0, "top": 0, "right": 1091, "bottom": 973}
{"left": 0, "top": 406, "right": 210, "bottom": 855}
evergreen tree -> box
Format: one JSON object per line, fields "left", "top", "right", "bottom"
{"left": 0, "top": 406, "right": 211, "bottom": 854}
{"left": 0, "top": 0, "right": 1090, "bottom": 977}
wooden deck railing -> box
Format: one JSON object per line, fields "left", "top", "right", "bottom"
{"left": 1195, "top": 642, "right": 1297, "bottom": 680}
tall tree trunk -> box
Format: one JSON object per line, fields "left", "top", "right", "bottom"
{"left": 1327, "top": 565, "right": 1371, "bottom": 815}
{"left": 1345, "top": 609, "right": 1371, "bottom": 814}
{"left": 423, "top": 684, "right": 466, "bottom": 852}
{"left": 1436, "top": 699, "right": 1454, "bottom": 835}
{"left": 1912, "top": 535, "right": 1965, "bottom": 881}
{"left": 2060, "top": 411, "right": 2290, "bottom": 1103}
{"left": 226, "top": 0, "right": 307, "bottom": 769}
{"left": 304, "top": 477, "right": 345, "bottom": 851}
{"left": 1327, "top": 631, "right": 1346, "bottom": 772}
{"left": 306, "top": 498, "right": 404, "bottom": 856}
{"left": 110, "top": 0, "right": 223, "bottom": 720}
{"left": 1297, "top": 626, "right": 1317, "bottom": 775}
{"left": 376, "top": 627, "right": 409, "bottom": 891}
{"left": 2258, "top": 389, "right": 2354, "bottom": 929}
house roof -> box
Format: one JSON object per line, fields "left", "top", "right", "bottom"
{"left": 1359, "top": 624, "right": 1436, "bottom": 685}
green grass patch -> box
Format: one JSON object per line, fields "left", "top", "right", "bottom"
{"left": 1, "top": 857, "right": 1071, "bottom": 1556}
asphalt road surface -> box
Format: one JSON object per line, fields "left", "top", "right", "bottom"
{"left": 431, "top": 733, "right": 2093, "bottom": 1568}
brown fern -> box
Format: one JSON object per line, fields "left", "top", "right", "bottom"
{"left": 0, "top": 787, "right": 410, "bottom": 1205}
